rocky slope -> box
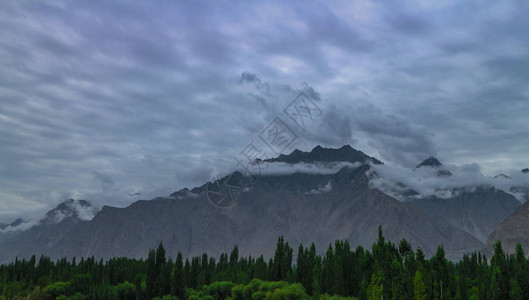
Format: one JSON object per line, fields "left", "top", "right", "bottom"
{"left": 486, "top": 199, "right": 529, "bottom": 254}
{"left": 0, "top": 199, "right": 98, "bottom": 262}
{"left": 0, "top": 218, "right": 26, "bottom": 243}
{"left": 370, "top": 157, "right": 521, "bottom": 244}
{"left": 409, "top": 187, "right": 520, "bottom": 242}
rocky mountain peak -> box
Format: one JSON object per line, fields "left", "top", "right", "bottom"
{"left": 522, "top": 168, "right": 529, "bottom": 174}
{"left": 266, "top": 145, "right": 382, "bottom": 165}
{"left": 494, "top": 174, "right": 512, "bottom": 179}
{"left": 416, "top": 157, "right": 444, "bottom": 169}
{"left": 414, "top": 157, "right": 452, "bottom": 177}
{"left": 43, "top": 199, "right": 97, "bottom": 224}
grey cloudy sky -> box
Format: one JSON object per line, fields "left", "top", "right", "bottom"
{"left": 1, "top": 0, "right": 528, "bottom": 222}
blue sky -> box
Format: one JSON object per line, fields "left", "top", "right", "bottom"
{"left": 1, "top": 0, "right": 528, "bottom": 221}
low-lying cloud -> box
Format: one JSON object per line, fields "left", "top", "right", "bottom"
{"left": 242, "top": 161, "right": 362, "bottom": 176}
{"left": 368, "top": 162, "right": 529, "bottom": 202}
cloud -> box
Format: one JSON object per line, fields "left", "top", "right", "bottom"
{"left": 0, "top": 220, "right": 39, "bottom": 233}
{"left": 240, "top": 161, "right": 362, "bottom": 176}
{"left": 368, "top": 162, "right": 529, "bottom": 202}
{"left": 0, "top": 0, "right": 528, "bottom": 220}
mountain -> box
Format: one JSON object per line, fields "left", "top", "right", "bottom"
{"left": 0, "top": 146, "right": 483, "bottom": 263}
{"left": 495, "top": 168, "right": 529, "bottom": 203}
{"left": 409, "top": 187, "right": 520, "bottom": 242}
{"left": 415, "top": 157, "right": 452, "bottom": 177}
{"left": 50, "top": 165, "right": 481, "bottom": 261}
{"left": 265, "top": 145, "right": 383, "bottom": 165}
{"left": 0, "top": 218, "right": 28, "bottom": 243}
{"left": 486, "top": 200, "right": 529, "bottom": 254}
{"left": 169, "top": 187, "right": 200, "bottom": 199}
{"left": 0, "top": 199, "right": 98, "bottom": 262}
{"left": 416, "top": 157, "right": 443, "bottom": 168}
{"left": 374, "top": 157, "right": 521, "bottom": 243}
{"left": 0, "top": 218, "right": 24, "bottom": 230}
{"left": 493, "top": 174, "right": 512, "bottom": 179}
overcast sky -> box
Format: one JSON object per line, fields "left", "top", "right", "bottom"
{"left": 1, "top": 0, "right": 528, "bottom": 222}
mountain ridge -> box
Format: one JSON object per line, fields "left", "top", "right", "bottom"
{"left": 264, "top": 145, "right": 383, "bottom": 165}
{"left": 0, "top": 145, "right": 525, "bottom": 263}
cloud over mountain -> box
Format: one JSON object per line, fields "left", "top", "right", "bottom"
{"left": 0, "top": 1, "right": 528, "bottom": 220}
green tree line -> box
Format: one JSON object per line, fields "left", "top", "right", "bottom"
{"left": 1, "top": 227, "right": 528, "bottom": 299}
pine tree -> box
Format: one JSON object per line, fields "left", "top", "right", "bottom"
{"left": 413, "top": 271, "right": 427, "bottom": 300}
{"left": 183, "top": 258, "right": 191, "bottom": 289}
{"left": 333, "top": 253, "right": 344, "bottom": 295}
{"left": 514, "top": 243, "right": 529, "bottom": 299}
{"left": 171, "top": 252, "right": 185, "bottom": 300}
{"left": 272, "top": 236, "right": 285, "bottom": 281}
{"left": 146, "top": 249, "right": 156, "bottom": 299}
{"left": 312, "top": 264, "right": 321, "bottom": 298}
{"left": 272, "top": 236, "right": 292, "bottom": 281}
{"left": 321, "top": 244, "right": 335, "bottom": 294}
{"left": 296, "top": 244, "right": 308, "bottom": 292}
{"left": 367, "top": 273, "right": 383, "bottom": 300}
{"left": 491, "top": 241, "right": 510, "bottom": 299}
{"left": 455, "top": 275, "right": 468, "bottom": 300}
{"left": 154, "top": 242, "right": 170, "bottom": 296}
{"left": 229, "top": 245, "right": 239, "bottom": 283}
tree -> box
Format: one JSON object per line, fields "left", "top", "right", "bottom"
{"left": 510, "top": 278, "right": 522, "bottom": 300}
{"left": 229, "top": 245, "right": 239, "bottom": 283}
{"left": 114, "top": 281, "right": 135, "bottom": 300}
{"left": 272, "top": 236, "right": 292, "bottom": 281}
{"left": 44, "top": 281, "right": 71, "bottom": 299}
{"left": 70, "top": 274, "right": 90, "bottom": 295}
{"left": 456, "top": 275, "right": 468, "bottom": 300}
{"left": 413, "top": 271, "right": 427, "bottom": 300}
{"left": 491, "top": 241, "right": 510, "bottom": 300}
{"left": 514, "top": 243, "right": 529, "bottom": 299}
{"left": 312, "top": 264, "right": 321, "bottom": 298}
{"left": 321, "top": 244, "right": 335, "bottom": 294}
{"left": 156, "top": 242, "right": 170, "bottom": 296}
{"left": 367, "top": 273, "right": 383, "bottom": 300}
{"left": 172, "top": 252, "right": 186, "bottom": 300}
{"left": 146, "top": 249, "right": 157, "bottom": 299}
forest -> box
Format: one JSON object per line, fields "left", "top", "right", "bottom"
{"left": 1, "top": 227, "right": 527, "bottom": 300}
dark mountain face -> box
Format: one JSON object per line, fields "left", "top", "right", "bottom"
{"left": 522, "top": 168, "right": 529, "bottom": 174}
{"left": 266, "top": 145, "right": 383, "bottom": 165}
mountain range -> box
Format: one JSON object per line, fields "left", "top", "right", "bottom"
{"left": 0, "top": 145, "right": 526, "bottom": 263}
